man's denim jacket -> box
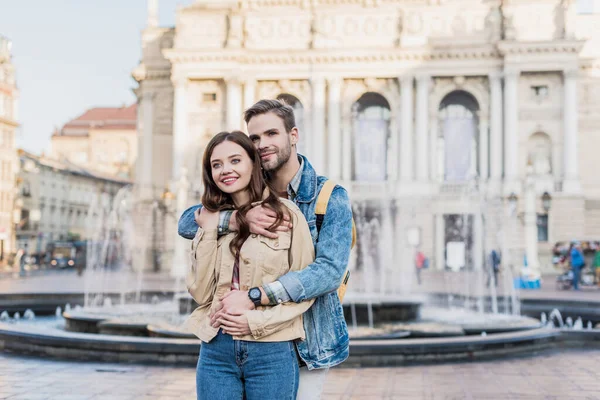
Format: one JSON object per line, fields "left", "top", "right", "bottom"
{"left": 178, "top": 155, "right": 353, "bottom": 369}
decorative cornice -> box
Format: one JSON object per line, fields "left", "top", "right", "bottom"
{"left": 132, "top": 64, "right": 172, "bottom": 82}
{"left": 497, "top": 40, "right": 586, "bottom": 56}
{"left": 163, "top": 45, "right": 499, "bottom": 65}
{"left": 234, "top": 0, "right": 427, "bottom": 8}
{"left": 0, "top": 116, "right": 18, "bottom": 128}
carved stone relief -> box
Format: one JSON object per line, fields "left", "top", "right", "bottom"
{"left": 312, "top": 12, "right": 399, "bottom": 49}
{"left": 257, "top": 80, "right": 311, "bottom": 108}
{"left": 177, "top": 13, "right": 228, "bottom": 49}
{"left": 244, "top": 14, "right": 312, "bottom": 49}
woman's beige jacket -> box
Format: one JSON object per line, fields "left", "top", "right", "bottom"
{"left": 183, "top": 198, "right": 315, "bottom": 343}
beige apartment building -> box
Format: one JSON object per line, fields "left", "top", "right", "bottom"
{"left": 14, "top": 150, "right": 130, "bottom": 256}
{"left": 133, "top": 0, "right": 600, "bottom": 281}
{"left": 50, "top": 104, "right": 138, "bottom": 179}
{"left": 0, "top": 35, "right": 18, "bottom": 261}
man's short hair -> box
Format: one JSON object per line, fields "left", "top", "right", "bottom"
{"left": 244, "top": 99, "right": 296, "bottom": 133}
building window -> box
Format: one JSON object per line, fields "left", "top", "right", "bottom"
{"left": 531, "top": 85, "right": 549, "bottom": 102}
{"left": 202, "top": 93, "right": 217, "bottom": 103}
{"left": 537, "top": 214, "right": 549, "bottom": 242}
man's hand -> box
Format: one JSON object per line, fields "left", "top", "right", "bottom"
{"left": 194, "top": 207, "right": 219, "bottom": 230}
{"left": 242, "top": 205, "right": 292, "bottom": 239}
{"left": 210, "top": 290, "right": 255, "bottom": 327}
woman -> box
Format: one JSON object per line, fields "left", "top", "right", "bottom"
{"left": 184, "top": 131, "right": 315, "bottom": 400}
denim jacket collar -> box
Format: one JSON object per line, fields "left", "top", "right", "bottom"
{"left": 294, "top": 154, "right": 318, "bottom": 204}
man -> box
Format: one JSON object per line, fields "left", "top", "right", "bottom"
{"left": 570, "top": 242, "right": 585, "bottom": 291}
{"left": 487, "top": 249, "right": 501, "bottom": 287}
{"left": 178, "top": 99, "right": 353, "bottom": 399}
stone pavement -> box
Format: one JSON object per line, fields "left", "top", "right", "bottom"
{"left": 1, "top": 350, "right": 600, "bottom": 399}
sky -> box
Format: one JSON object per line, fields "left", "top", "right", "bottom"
{"left": 0, "top": 0, "right": 193, "bottom": 155}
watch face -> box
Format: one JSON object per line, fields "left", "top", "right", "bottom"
{"left": 249, "top": 288, "right": 261, "bottom": 300}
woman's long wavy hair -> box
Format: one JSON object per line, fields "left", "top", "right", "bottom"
{"left": 202, "top": 131, "right": 288, "bottom": 259}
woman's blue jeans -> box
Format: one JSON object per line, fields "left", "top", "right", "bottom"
{"left": 196, "top": 330, "right": 299, "bottom": 400}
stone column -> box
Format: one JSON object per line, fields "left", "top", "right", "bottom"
{"left": 147, "top": 0, "right": 158, "bottom": 28}
{"left": 435, "top": 213, "right": 445, "bottom": 270}
{"left": 138, "top": 92, "right": 154, "bottom": 197}
{"left": 400, "top": 76, "right": 414, "bottom": 181}
{"left": 327, "top": 77, "right": 342, "bottom": 180}
{"left": 172, "top": 78, "right": 188, "bottom": 180}
{"left": 243, "top": 79, "right": 256, "bottom": 110}
{"left": 473, "top": 212, "right": 483, "bottom": 270}
{"left": 429, "top": 116, "right": 438, "bottom": 183}
{"left": 489, "top": 73, "right": 503, "bottom": 181}
{"left": 416, "top": 75, "right": 430, "bottom": 181}
{"left": 563, "top": 68, "right": 581, "bottom": 193}
{"left": 342, "top": 113, "right": 352, "bottom": 182}
{"left": 503, "top": 70, "right": 519, "bottom": 186}
{"left": 524, "top": 171, "right": 540, "bottom": 275}
{"left": 311, "top": 77, "right": 326, "bottom": 174}
{"left": 226, "top": 77, "right": 242, "bottom": 130}
{"left": 479, "top": 118, "right": 489, "bottom": 180}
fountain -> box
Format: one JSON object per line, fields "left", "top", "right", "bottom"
{"left": 0, "top": 177, "right": 594, "bottom": 366}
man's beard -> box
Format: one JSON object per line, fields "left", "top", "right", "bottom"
{"left": 261, "top": 140, "right": 292, "bottom": 173}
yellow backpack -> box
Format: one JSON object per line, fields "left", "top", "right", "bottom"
{"left": 315, "top": 180, "right": 356, "bottom": 302}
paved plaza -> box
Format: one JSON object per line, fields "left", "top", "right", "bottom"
{"left": 1, "top": 269, "right": 600, "bottom": 399}
{"left": 0, "top": 350, "right": 600, "bottom": 399}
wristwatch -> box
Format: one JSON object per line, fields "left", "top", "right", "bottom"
{"left": 248, "top": 287, "right": 262, "bottom": 307}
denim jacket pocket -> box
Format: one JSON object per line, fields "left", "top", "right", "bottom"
{"left": 258, "top": 233, "right": 292, "bottom": 276}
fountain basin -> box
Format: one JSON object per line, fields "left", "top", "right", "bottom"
{"left": 0, "top": 321, "right": 562, "bottom": 366}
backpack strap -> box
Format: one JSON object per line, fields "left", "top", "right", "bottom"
{"left": 315, "top": 180, "right": 336, "bottom": 233}
{"left": 315, "top": 180, "right": 355, "bottom": 302}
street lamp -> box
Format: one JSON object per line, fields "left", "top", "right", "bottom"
{"left": 541, "top": 191, "right": 552, "bottom": 213}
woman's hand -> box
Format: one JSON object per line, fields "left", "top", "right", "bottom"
{"left": 194, "top": 207, "right": 219, "bottom": 230}
{"left": 217, "top": 311, "right": 251, "bottom": 336}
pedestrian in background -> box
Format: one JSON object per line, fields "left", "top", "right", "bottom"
{"left": 593, "top": 249, "right": 600, "bottom": 288}
{"left": 570, "top": 242, "right": 585, "bottom": 291}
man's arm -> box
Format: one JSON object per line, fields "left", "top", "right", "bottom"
{"left": 178, "top": 205, "right": 201, "bottom": 239}
{"left": 178, "top": 205, "right": 234, "bottom": 240}
{"left": 276, "top": 185, "right": 353, "bottom": 302}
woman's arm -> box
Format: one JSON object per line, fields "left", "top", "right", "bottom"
{"left": 186, "top": 209, "right": 219, "bottom": 307}
{"left": 244, "top": 206, "right": 316, "bottom": 339}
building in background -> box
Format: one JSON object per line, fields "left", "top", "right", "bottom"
{"left": 133, "top": 0, "right": 600, "bottom": 279}
{"left": 50, "top": 104, "right": 137, "bottom": 179}
{"left": 0, "top": 35, "right": 18, "bottom": 262}
{"left": 14, "top": 150, "right": 130, "bottom": 261}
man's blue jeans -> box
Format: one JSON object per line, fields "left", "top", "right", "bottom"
{"left": 196, "top": 330, "right": 299, "bottom": 400}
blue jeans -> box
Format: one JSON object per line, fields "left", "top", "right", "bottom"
{"left": 196, "top": 331, "right": 299, "bottom": 400}
{"left": 573, "top": 266, "right": 581, "bottom": 290}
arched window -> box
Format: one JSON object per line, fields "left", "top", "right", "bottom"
{"left": 528, "top": 132, "right": 552, "bottom": 175}
{"left": 438, "top": 91, "right": 480, "bottom": 182}
{"left": 276, "top": 94, "right": 306, "bottom": 156}
{"left": 352, "top": 93, "right": 391, "bottom": 181}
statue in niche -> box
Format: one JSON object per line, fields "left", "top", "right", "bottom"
{"left": 529, "top": 145, "right": 552, "bottom": 176}
{"left": 485, "top": 6, "right": 502, "bottom": 42}
{"left": 503, "top": 12, "right": 516, "bottom": 40}
{"left": 227, "top": 14, "right": 244, "bottom": 48}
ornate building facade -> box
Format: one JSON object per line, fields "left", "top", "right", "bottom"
{"left": 50, "top": 104, "right": 138, "bottom": 179}
{"left": 0, "top": 35, "right": 18, "bottom": 261}
{"left": 134, "top": 0, "right": 600, "bottom": 274}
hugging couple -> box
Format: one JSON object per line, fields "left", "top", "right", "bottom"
{"left": 179, "top": 99, "right": 354, "bottom": 400}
